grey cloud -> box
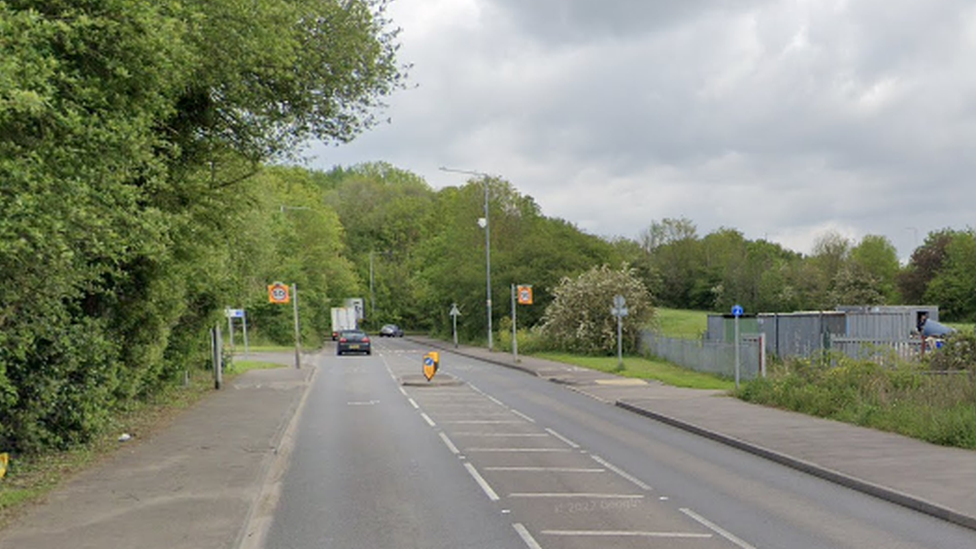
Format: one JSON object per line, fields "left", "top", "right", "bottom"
{"left": 312, "top": 0, "right": 976, "bottom": 260}
{"left": 486, "top": 0, "right": 772, "bottom": 43}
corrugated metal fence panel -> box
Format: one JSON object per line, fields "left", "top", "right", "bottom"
{"left": 836, "top": 305, "right": 940, "bottom": 323}
{"left": 706, "top": 316, "right": 725, "bottom": 341}
{"left": 845, "top": 312, "right": 913, "bottom": 340}
{"left": 640, "top": 331, "right": 760, "bottom": 380}
{"left": 758, "top": 314, "right": 828, "bottom": 359}
{"left": 830, "top": 336, "right": 922, "bottom": 364}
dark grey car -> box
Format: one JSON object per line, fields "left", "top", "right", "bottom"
{"left": 336, "top": 330, "right": 371, "bottom": 355}
{"left": 379, "top": 324, "right": 404, "bottom": 337}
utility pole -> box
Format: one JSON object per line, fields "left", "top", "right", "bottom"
{"left": 440, "top": 166, "right": 495, "bottom": 351}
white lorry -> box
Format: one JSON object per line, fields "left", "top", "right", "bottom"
{"left": 330, "top": 307, "right": 357, "bottom": 340}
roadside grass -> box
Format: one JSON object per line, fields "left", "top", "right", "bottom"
{"left": 232, "top": 344, "right": 295, "bottom": 353}
{"left": 0, "top": 360, "right": 283, "bottom": 529}
{"left": 737, "top": 357, "right": 976, "bottom": 450}
{"left": 533, "top": 352, "right": 734, "bottom": 391}
{"left": 229, "top": 359, "right": 287, "bottom": 374}
{"left": 651, "top": 308, "right": 711, "bottom": 339}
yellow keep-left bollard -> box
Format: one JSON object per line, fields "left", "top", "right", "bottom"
{"left": 0, "top": 453, "right": 9, "bottom": 480}
{"left": 423, "top": 351, "right": 440, "bottom": 381}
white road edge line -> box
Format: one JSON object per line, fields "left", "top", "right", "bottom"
{"left": 510, "top": 409, "right": 535, "bottom": 423}
{"left": 541, "top": 530, "right": 711, "bottom": 538}
{"left": 439, "top": 432, "right": 460, "bottom": 455}
{"left": 509, "top": 493, "right": 644, "bottom": 499}
{"left": 446, "top": 420, "right": 524, "bottom": 424}
{"left": 680, "top": 508, "right": 758, "bottom": 549}
{"left": 420, "top": 413, "right": 436, "bottom": 427}
{"left": 590, "top": 454, "right": 652, "bottom": 491}
{"left": 464, "top": 463, "right": 499, "bottom": 501}
{"left": 513, "top": 523, "right": 543, "bottom": 549}
{"left": 452, "top": 433, "right": 549, "bottom": 437}
{"left": 466, "top": 448, "right": 571, "bottom": 452}
{"left": 545, "top": 428, "right": 580, "bottom": 448}
{"left": 485, "top": 467, "right": 606, "bottom": 472}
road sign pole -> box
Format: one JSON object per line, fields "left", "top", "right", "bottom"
{"left": 292, "top": 284, "right": 301, "bottom": 369}
{"left": 242, "top": 312, "right": 250, "bottom": 359}
{"left": 212, "top": 326, "right": 223, "bottom": 390}
{"left": 617, "top": 314, "right": 623, "bottom": 369}
{"left": 450, "top": 303, "right": 461, "bottom": 349}
{"left": 227, "top": 314, "right": 235, "bottom": 352}
{"left": 734, "top": 315, "right": 741, "bottom": 390}
{"left": 511, "top": 284, "right": 518, "bottom": 362}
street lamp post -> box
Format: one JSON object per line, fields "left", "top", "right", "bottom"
{"left": 440, "top": 166, "right": 494, "bottom": 351}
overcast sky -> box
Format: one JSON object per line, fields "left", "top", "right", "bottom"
{"left": 305, "top": 0, "right": 976, "bottom": 261}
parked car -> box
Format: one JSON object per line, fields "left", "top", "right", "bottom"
{"left": 379, "top": 324, "right": 404, "bottom": 337}
{"left": 336, "top": 330, "right": 371, "bottom": 356}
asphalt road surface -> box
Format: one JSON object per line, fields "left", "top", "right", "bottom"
{"left": 263, "top": 338, "right": 975, "bottom": 549}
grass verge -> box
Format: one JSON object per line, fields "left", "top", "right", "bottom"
{"left": 737, "top": 358, "right": 976, "bottom": 449}
{"left": 533, "top": 352, "right": 734, "bottom": 390}
{"left": 0, "top": 360, "right": 283, "bottom": 529}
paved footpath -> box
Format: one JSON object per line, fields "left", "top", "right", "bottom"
{"left": 0, "top": 352, "right": 316, "bottom": 549}
{"left": 411, "top": 336, "right": 976, "bottom": 532}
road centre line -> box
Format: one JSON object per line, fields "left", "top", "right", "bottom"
{"left": 398, "top": 387, "right": 408, "bottom": 397}
{"left": 485, "top": 467, "right": 606, "bottom": 473}
{"left": 540, "top": 530, "right": 711, "bottom": 539}
{"left": 439, "top": 433, "right": 460, "bottom": 455}
{"left": 590, "top": 454, "right": 652, "bottom": 491}
{"left": 544, "top": 428, "right": 580, "bottom": 448}
{"left": 464, "top": 463, "right": 500, "bottom": 501}
{"left": 513, "top": 523, "right": 543, "bottom": 549}
{"left": 680, "top": 508, "right": 758, "bottom": 549}
{"left": 420, "top": 413, "right": 436, "bottom": 427}
{"left": 407, "top": 398, "right": 419, "bottom": 409}
{"left": 508, "top": 493, "right": 645, "bottom": 499}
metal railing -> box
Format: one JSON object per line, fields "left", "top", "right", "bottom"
{"left": 829, "top": 337, "right": 923, "bottom": 365}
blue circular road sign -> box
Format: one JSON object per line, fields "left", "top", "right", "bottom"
{"left": 732, "top": 304, "right": 744, "bottom": 317}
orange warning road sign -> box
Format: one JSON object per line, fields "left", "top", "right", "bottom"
{"left": 268, "top": 282, "right": 290, "bottom": 304}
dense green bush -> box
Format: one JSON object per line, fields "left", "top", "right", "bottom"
{"left": 539, "top": 264, "right": 653, "bottom": 355}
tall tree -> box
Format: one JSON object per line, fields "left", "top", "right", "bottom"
{"left": 849, "top": 235, "right": 900, "bottom": 304}
{"left": 897, "top": 229, "right": 956, "bottom": 304}
{"left": 924, "top": 231, "right": 976, "bottom": 321}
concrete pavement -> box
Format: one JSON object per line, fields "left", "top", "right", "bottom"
{"left": 0, "top": 353, "right": 316, "bottom": 549}
{"left": 410, "top": 336, "right": 976, "bottom": 532}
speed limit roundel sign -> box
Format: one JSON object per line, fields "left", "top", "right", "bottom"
{"left": 268, "top": 282, "right": 290, "bottom": 304}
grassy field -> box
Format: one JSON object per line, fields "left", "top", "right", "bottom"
{"left": 534, "top": 352, "right": 734, "bottom": 390}
{"left": 651, "top": 308, "right": 711, "bottom": 339}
